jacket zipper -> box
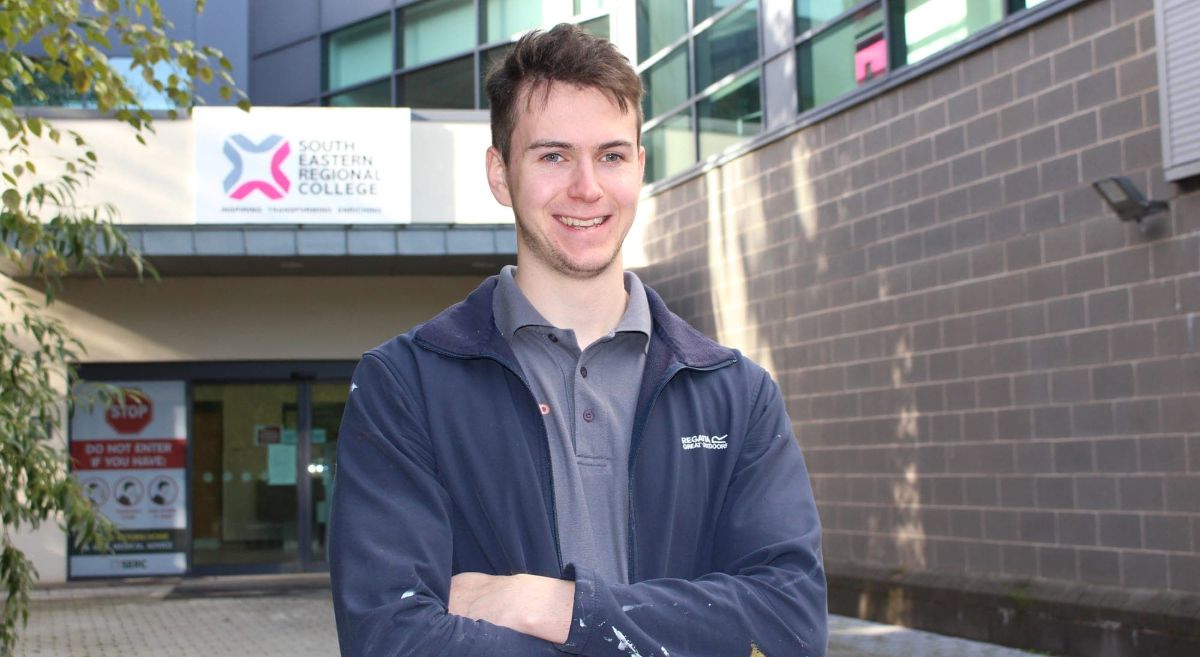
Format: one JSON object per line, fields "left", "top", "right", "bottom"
{"left": 625, "top": 358, "right": 737, "bottom": 583}
{"left": 414, "top": 341, "right": 564, "bottom": 572}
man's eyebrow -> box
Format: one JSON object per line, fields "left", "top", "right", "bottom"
{"left": 527, "top": 140, "right": 573, "bottom": 151}
{"left": 526, "top": 139, "right": 635, "bottom": 152}
{"left": 597, "top": 140, "right": 635, "bottom": 151}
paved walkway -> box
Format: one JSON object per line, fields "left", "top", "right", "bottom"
{"left": 16, "top": 576, "right": 1045, "bottom": 657}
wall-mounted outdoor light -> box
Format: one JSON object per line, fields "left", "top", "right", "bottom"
{"left": 1092, "top": 176, "right": 1170, "bottom": 223}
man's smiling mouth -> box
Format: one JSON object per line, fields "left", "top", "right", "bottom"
{"left": 556, "top": 215, "right": 609, "bottom": 228}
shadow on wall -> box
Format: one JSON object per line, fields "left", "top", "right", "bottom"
{"left": 633, "top": 108, "right": 930, "bottom": 597}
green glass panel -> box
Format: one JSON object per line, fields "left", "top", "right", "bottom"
{"left": 698, "top": 70, "right": 760, "bottom": 160}
{"left": 642, "top": 45, "right": 689, "bottom": 119}
{"left": 904, "top": 0, "right": 1004, "bottom": 64}
{"left": 795, "top": 0, "right": 863, "bottom": 33}
{"left": 327, "top": 15, "right": 392, "bottom": 90}
{"left": 579, "top": 14, "right": 610, "bottom": 40}
{"left": 327, "top": 79, "right": 392, "bottom": 107}
{"left": 400, "top": 0, "right": 475, "bottom": 68}
{"left": 574, "top": 0, "right": 608, "bottom": 15}
{"left": 695, "top": 0, "right": 741, "bottom": 24}
{"left": 797, "top": 5, "right": 885, "bottom": 111}
{"left": 484, "top": 0, "right": 573, "bottom": 43}
{"left": 644, "top": 109, "right": 695, "bottom": 182}
{"left": 695, "top": 0, "right": 758, "bottom": 92}
{"left": 401, "top": 56, "right": 475, "bottom": 109}
{"left": 636, "top": 0, "right": 688, "bottom": 61}
{"left": 480, "top": 42, "right": 517, "bottom": 109}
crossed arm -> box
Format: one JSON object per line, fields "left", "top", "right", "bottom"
{"left": 447, "top": 572, "right": 574, "bottom": 644}
{"left": 330, "top": 354, "right": 826, "bottom": 657}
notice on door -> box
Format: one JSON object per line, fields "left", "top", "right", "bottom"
{"left": 69, "top": 381, "right": 189, "bottom": 578}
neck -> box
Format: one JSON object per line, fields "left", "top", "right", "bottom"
{"left": 513, "top": 260, "right": 628, "bottom": 349}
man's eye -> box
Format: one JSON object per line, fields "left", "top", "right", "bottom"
{"left": 601, "top": 153, "right": 624, "bottom": 162}
{"left": 542, "top": 153, "right": 564, "bottom": 163}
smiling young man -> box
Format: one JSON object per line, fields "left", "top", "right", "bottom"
{"left": 330, "top": 24, "right": 827, "bottom": 657}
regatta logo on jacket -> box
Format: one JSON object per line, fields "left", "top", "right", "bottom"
{"left": 680, "top": 434, "right": 728, "bottom": 450}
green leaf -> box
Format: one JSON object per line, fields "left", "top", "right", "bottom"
{"left": 1, "top": 188, "right": 19, "bottom": 211}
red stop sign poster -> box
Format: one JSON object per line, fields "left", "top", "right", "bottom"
{"left": 106, "top": 390, "right": 154, "bottom": 435}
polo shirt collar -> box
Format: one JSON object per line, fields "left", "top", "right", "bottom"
{"left": 493, "top": 265, "right": 652, "bottom": 351}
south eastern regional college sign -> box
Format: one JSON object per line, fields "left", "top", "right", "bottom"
{"left": 69, "top": 381, "right": 188, "bottom": 578}
{"left": 194, "top": 106, "right": 411, "bottom": 223}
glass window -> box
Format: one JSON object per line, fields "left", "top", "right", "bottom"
{"left": 644, "top": 110, "right": 695, "bottom": 182}
{"left": 695, "top": 0, "right": 743, "bottom": 24}
{"left": 327, "top": 79, "right": 392, "bottom": 107}
{"left": 191, "top": 383, "right": 300, "bottom": 566}
{"left": 399, "top": 0, "right": 475, "bottom": 69}
{"left": 797, "top": 4, "right": 885, "bottom": 111}
{"left": 698, "top": 69, "right": 761, "bottom": 160}
{"left": 694, "top": 0, "right": 759, "bottom": 92}
{"left": 326, "top": 15, "right": 392, "bottom": 91}
{"left": 903, "top": 0, "right": 1004, "bottom": 64}
{"left": 642, "top": 46, "right": 690, "bottom": 119}
{"left": 480, "top": 42, "right": 517, "bottom": 109}
{"left": 796, "top": 0, "right": 863, "bottom": 33}
{"left": 574, "top": 0, "right": 608, "bottom": 14}
{"left": 484, "top": 0, "right": 573, "bottom": 43}
{"left": 637, "top": 0, "right": 688, "bottom": 61}
{"left": 579, "top": 14, "right": 611, "bottom": 40}
{"left": 400, "top": 56, "right": 475, "bottom": 109}
{"left": 11, "top": 57, "right": 186, "bottom": 110}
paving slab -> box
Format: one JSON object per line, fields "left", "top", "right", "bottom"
{"left": 16, "top": 580, "right": 1046, "bottom": 657}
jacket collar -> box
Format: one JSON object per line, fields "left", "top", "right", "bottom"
{"left": 413, "top": 275, "right": 735, "bottom": 370}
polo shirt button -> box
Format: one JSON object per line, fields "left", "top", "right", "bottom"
{"left": 583, "top": 409, "right": 595, "bottom": 422}
{"left": 580, "top": 366, "right": 588, "bottom": 378}
{"left": 548, "top": 334, "right": 558, "bottom": 342}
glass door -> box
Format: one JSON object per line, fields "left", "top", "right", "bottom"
{"left": 189, "top": 379, "right": 348, "bottom": 573}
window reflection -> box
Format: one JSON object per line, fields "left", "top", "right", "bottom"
{"left": 694, "top": 0, "right": 759, "bottom": 92}
{"left": 699, "top": 70, "right": 761, "bottom": 160}
{"left": 642, "top": 46, "right": 690, "bottom": 119}
{"left": 326, "top": 15, "right": 392, "bottom": 91}
{"left": 401, "top": 56, "right": 475, "bottom": 109}
{"left": 327, "top": 79, "right": 391, "bottom": 107}
{"left": 645, "top": 111, "right": 696, "bottom": 182}
{"left": 400, "top": 0, "right": 475, "bottom": 69}
{"left": 797, "top": 4, "right": 885, "bottom": 111}
{"left": 903, "top": 0, "right": 1003, "bottom": 64}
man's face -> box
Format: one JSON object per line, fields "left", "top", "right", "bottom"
{"left": 486, "top": 82, "right": 645, "bottom": 280}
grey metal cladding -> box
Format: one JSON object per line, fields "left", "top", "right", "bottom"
{"left": 251, "top": 38, "right": 321, "bottom": 105}
{"left": 252, "top": 0, "right": 319, "bottom": 55}
{"left": 1156, "top": 0, "right": 1200, "bottom": 181}
{"left": 320, "top": 0, "right": 394, "bottom": 33}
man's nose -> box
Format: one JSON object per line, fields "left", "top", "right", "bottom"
{"left": 568, "top": 160, "right": 603, "bottom": 202}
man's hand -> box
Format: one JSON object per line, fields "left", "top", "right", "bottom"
{"left": 448, "top": 572, "right": 575, "bottom": 644}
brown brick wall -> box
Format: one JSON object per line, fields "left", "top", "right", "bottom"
{"left": 635, "top": 0, "right": 1200, "bottom": 596}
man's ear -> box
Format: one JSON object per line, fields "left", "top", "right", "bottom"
{"left": 486, "top": 146, "right": 513, "bottom": 208}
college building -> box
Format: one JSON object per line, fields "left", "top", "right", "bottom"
{"left": 7, "top": 0, "right": 1198, "bottom": 654}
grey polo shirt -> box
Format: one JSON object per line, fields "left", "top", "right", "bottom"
{"left": 493, "top": 265, "right": 650, "bottom": 585}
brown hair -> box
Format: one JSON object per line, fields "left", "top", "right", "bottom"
{"left": 485, "top": 23, "right": 644, "bottom": 162}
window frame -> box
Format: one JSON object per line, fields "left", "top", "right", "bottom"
{"left": 638, "top": 0, "right": 767, "bottom": 182}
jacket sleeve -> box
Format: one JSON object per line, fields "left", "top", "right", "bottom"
{"left": 558, "top": 369, "right": 827, "bottom": 657}
{"left": 329, "top": 352, "right": 565, "bottom": 657}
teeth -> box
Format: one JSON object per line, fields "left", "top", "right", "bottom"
{"left": 558, "top": 216, "right": 606, "bottom": 228}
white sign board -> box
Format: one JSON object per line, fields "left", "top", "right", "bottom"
{"left": 194, "top": 106, "right": 411, "bottom": 223}
{"left": 69, "top": 381, "right": 189, "bottom": 578}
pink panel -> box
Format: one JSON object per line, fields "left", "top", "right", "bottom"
{"left": 855, "top": 37, "right": 888, "bottom": 84}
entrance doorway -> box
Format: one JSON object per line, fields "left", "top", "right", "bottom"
{"left": 190, "top": 380, "right": 348, "bottom": 574}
